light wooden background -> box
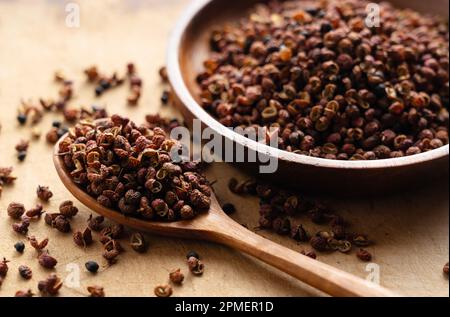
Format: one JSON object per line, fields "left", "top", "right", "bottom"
{"left": 0, "top": 0, "right": 448, "bottom": 297}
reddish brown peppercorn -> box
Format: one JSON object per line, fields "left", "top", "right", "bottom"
{"left": 357, "top": 249, "right": 372, "bottom": 262}
{"left": 443, "top": 262, "right": 449, "bottom": 275}
{"left": 38, "top": 253, "right": 58, "bottom": 269}
{"left": 38, "top": 274, "right": 62, "bottom": 296}
{"left": 12, "top": 218, "right": 30, "bottom": 235}
{"left": 87, "top": 286, "right": 105, "bottom": 297}
{"left": 28, "top": 236, "right": 49, "bottom": 251}
{"left": 154, "top": 284, "right": 172, "bottom": 297}
{"left": 73, "top": 228, "right": 93, "bottom": 247}
{"left": 59, "top": 200, "right": 79, "bottom": 218}
{"left": 7, "top": 202, "right": 25, "bottom": 219}
{"left": 36, "top": 185, "right": 53, "bottom": 202}
{"left": 169, "top": 269, "right": 185, "bottom": 284}
{"left": 310, "top": 236, "right": 329, "bottom": 252}
{"left": 26, "top": 204, "right": 44, "bottom": 218}
{"left": 0, "top": 258, "right": 10, "bottom": 277}
{"left": 15, "top": 290, "right": 34, "bottom": 297}
{"left": 18, "top": 265, "right": 33, "bottom": 280}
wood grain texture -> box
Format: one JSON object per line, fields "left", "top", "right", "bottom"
{"left": 0, "top": 0, "right": 448, "bottom": 297}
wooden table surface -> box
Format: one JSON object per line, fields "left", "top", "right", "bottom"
{"left": 0, "top": 0, "right": 448, "bottom": 297}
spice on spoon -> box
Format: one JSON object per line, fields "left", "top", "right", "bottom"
{"left": 58, "top": 114, "right": 212, "bottom": 222}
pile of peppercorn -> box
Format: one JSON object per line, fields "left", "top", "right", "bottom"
{"left": 198, "top": 0, "right": 449, "bottom": 160}
{"left": 58, "top": 114, "right": 212, "bottom": 221}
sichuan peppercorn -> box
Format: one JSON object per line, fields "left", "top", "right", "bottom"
{"left": 197, "top": 0, "right": 449, "bottom": 160}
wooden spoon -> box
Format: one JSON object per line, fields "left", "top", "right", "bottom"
{"left": 53, "top": 140, "right": 398, "bottom": 297}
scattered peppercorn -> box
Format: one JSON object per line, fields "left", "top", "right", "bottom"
{"left": 169, "top": 268, "right": 184, "bottom": 285}
{"left": 87, "top": 286, "right": 105, "bottom": 297}
{"left": 291, "top": 224, "right": 309, "bottom": 242}
{"left": 26, "top": 204, "right": 44, "bottom": 218}
{"left": 38, "top": 273, "right": 62, "bottom": 296}
{"left": 87, "top": 215, "right": 105, "bottom": 232}
{"left": 186, "top": 251, "right": 200, "bottom": 260}
{"left": 310, "top": 236, "right": 329, "bottom": 252}
{"left": 0, "top": 258, "right": 10, "bottom": 277}
{"left": 154, "top": 284, "right": 172, "bottom": 297}
{"left": 17, "top": 113, "right": 27, "bottom": 125}
{"left": 0, "top": 167, "right": 16, "bottom": 197}
{"left": 85, "top": 261, "right": 99, "bottom": 273}
{"left": 36, "top": 185, "right": 53, "bottom": 202}
{"left": 59, "top": 200, "right": 79, "bottom": 218}
{"left": 300, "top": 250, "right": 317, "bottom": 260}
{"left": 52, "top": 215, "right": 71, "bottom": 233}
{"left": 18, "top": 265, "right": 33, "bottom": 280}
{"left": 14, "top": 241, "right": 25, "bottom": 253}
{"left": 12, "top": 218, "right": 30, "bottom": 235}
{"left": 130, "top": 232, "right": 148, "bottom": 253}
{"left": 28, "top": 236, "right": 49, "bottom": 251}
{"left": 38, "top": 252, "right": 58, "bottom": 269}
{"left": 356, "top": 249, "right": 372, "bottom": 262}
{"left": 17, "top": 151, "right": 27, "bottom": 162}
{"left": 7, "top": 202, "right": 25, "bottom": 219}
{"left": 222, "top": 203, "right": 236, "bottom": 215}
{"left": 159, "top": 66, "right": 168, "bottom": 82}
{"left": 187, "top": 256, "right": 205, "bottom": 276}
{"left": 15, "top": 139, "right": 29, "bottom": 152}
{"left": 444, "top": 263, "right": 449, "bottom": 275}
{"left": 15, "top": 290, "right": 34, "bottom": 297}
{"left": 73, "top": 228, "right": 93, "bottom": 247}
{"left": 161, "top": 90, "right": 170, "bottom": 105}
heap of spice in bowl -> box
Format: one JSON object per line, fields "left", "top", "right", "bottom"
{"left": 197, "top": 0, "right": 449, "bottom": 160}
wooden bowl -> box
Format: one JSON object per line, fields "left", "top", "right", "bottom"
{"left": 167, "top": 0, "right": 449, "bottom": 195}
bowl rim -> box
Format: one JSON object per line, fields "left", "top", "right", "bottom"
{"left": 167, "top": 0, "right": 449, "bottom": 170}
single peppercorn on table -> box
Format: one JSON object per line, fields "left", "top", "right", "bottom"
{"left": 0, "top": 0, "right": 448, "bottom": 297}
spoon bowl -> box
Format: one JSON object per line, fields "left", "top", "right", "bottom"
{"left": 53, "top": 134, "right": 398, "bottom": 297}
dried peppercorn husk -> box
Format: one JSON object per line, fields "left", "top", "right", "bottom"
{"left": 26, "top": 204, "right": 44, "bottom": 218}
{"left": 36, "top": 185, "right": 53, "bottom": 202}
{"left": 0, "top": 258, "right": 10, "bottom": 277}
{"left": 12, "top": 218, "right": 30, "bottom": 235}
{"left": 87, "top": 285, "right": 105, "bottom": 297}
{"left": 169, "top": 269, "right": 184, "bottom": 284}
{"left": 58, "top": 114, "right": 212, "bottom": 222}
{"left": 38, "top": 252, "right": 58, "bottom": 269}
{"left": 15, "top": 290, "right": 34, "bottom": 297}
{"left": 38, "top": 273, "right": 62, "bottom": 296}
{"left": 0, "top": 167, "right": 17, "bottom": 197}
{"left": 28, "top": 236, "right": 49, "bottom": 251}
{"left": 7, "top": 202, "right": 25, "bottom": 219}
{"left": 154, "top": 284, "right": 172, "bottom": 297}
{"left": 73, "top": 228, "right": 93, "bottom": 247}
{"left": 198, "top": 0, "right": 449, "bottom": 161}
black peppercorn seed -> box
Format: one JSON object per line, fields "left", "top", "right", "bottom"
{"left": 52, "top": 121, "right": 61, "bottom": 128}
{"left": 221, "top": 203, "right": 236, "bottom": 214}
{"left": 17, "top": 151, "right": 27, "bottom": 162}
{"left": 186, "top": 251, "right": 200, "bottom": 260}
{"left": 14, "top": 241, "right": 25, "bottom": 253}
{"left": 161, "top": 91, "right": 170, "bottom": 105}
{"left": 56, "top": 127, "right": 68, "bottom": 138}
{"left": 85, "top": 261, "right": 99, "bottom": 273}
{"left": 95, "top": 86, "right": 104, "bottom": 96}
{"left": 17, "top": 114, "right": 27, "bottom": 125}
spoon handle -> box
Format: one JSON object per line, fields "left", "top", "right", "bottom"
{"left": 207, "top": 213, "right": 397, "bottom": 297}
